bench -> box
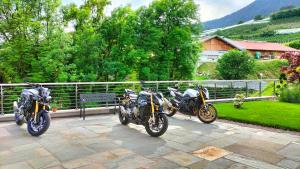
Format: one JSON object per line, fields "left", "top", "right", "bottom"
{"left": 79, "top": 93, "right": 117, "bottom": 120}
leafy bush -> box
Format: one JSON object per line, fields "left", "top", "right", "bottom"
{"left": 217, "top": 50, "right": 255, "bottom": 80}
{"left": 234, "top": 94, "right": 246, "bottom": 109}
{"left": 254, "top": 15, "right": 264, "bottom": 21}
{"left": 288, "top": 40, "right": 300, "bottom": 49}
{"left": 279, "top": 84, "right": 300, "bottom": 103}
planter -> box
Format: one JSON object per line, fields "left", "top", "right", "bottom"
{"left": 52, "top": 107, "right": 57, "bottom": 112}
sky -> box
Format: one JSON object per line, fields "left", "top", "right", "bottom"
{"left": 62, "top": 0, "right": 255, "bottom": 22}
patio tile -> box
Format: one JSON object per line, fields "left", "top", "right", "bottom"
{"left": 277, "top": 159, "right": 300, "bottom": 169}
{"left": 192, "top": 146, "right": 231, "bottom": 161}
{"left": 278, "top": 143, "right": 300, "bottom": 162}
{"left": 225, "top": 143, "right": 284, "bottom": 164}
{"left": 0, "top": 161, "right": 33, "bottom": 169}
{"left": 225, "top": 153, "right": 283, "bottom": 169}
{"left": 163, "top": 151, "right": 201, "bottom": 166}
{"left": 27, "top": 155, "right": 60, "bottom": 169}
{"left": 236, "top": 138, "right": 285, "bottom": 153}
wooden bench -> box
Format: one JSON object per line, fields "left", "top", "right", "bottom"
{"left": 79, "top": 93, "right": 117, "bottom": 120}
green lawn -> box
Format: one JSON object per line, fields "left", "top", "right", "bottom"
{"left": 215, "top": 101, "right": 300, "bottom": 131}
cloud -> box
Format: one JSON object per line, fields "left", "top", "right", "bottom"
{"left": 62, "top": 0, "right": 255, "bottom": 21}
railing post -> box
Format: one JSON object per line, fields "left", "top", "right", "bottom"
{"left": 156, "top": 82, "right": 159, "bottom": 92}
{"left": 214, "top": 83, "right": 217, "bottom": 100}
{"left": 1, "top": 85, "right": 3, "bottom": 115}
{"left": 106, "top": 83, "right": 109, "bottom": 108}
{"left": 259, "top": 81, "right": 262, "bottom": 97}
{"left": 273, "top": 80, "right": 276, "bottom": 96}
{"left": 231, "top": 82, "right": 234, "bottom": 98}
{"left": 245, "top": 82, "right": 248, "bottom": 98}
{"left": 75, "top": 84, "right": 78, "bottom": 109}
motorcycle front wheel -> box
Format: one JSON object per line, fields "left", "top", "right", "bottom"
{"left": 197, "top": 104, "right": 218, "bottom": 124}
{"left": 119, "top": 106, "right": 129, "bottom": 125}
{"left": 145, "top": 114, "right": 168, "bottom": 137}
{"left": 27, "top": 112, "right": 51, "bottom": 136}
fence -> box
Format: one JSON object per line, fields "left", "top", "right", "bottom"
{"left": 0, "top": 80, "right": 277, "bottom": 114}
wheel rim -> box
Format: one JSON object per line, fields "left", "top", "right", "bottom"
{"left": 30, "top": 115, "right": 46, "bottom": 132}
{"left": 199, "top": 106, "right": 216, "bottom": 122}
{"left": 149, "top": 116, "right": 165, "bottom": 133}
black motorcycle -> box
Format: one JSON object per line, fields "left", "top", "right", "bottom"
{"left": 119, "top": 88, "right": 168, "bottom": 137}
{"left": 13, "top": 83, "right": 51, "bottom": 136}
{"left": 165, "top": 86, "right": 217, "bottom": 124}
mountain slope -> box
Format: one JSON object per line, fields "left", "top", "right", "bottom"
{"left": 203, "top": 0, "right": 300, "bottom": 30}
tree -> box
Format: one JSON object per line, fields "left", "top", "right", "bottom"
{"left": 280, "top": 52, "right": 300, "bottom": 83}
{"left": 135, "top": 0, "right": 201, "bottom": 80}
{"left": 216, "top": 50, "right": 255, "bottom": 80}
{"left": 254, "top": 15, "right": 263, "bottom": 21}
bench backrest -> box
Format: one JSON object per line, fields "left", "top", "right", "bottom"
{"left": 80, "top": 93, "right": 116, "bottom": 103}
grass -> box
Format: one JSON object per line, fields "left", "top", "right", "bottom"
{"left": 215, "top": 101, "right": 300, "bottom": 131}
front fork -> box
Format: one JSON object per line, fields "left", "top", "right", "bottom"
{"left": 33, "top": 101, "right": 47, "bottom": 123}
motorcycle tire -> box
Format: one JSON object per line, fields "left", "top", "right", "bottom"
{"left": 197, "top": 104, "right": 218, "bottom": 124}
{"left": 27, "top": 112, "right": 51, "bottom": 137}
{"left": 119, "top": 106, "right": 129, "bottom": 125}
{"left": 165, "top": 108, "right": 177, "bottom": 117}
{"left": 145, "top": 114, "right": 168, "bottom": 137}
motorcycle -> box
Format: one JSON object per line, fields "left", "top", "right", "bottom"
{"left": 165, "top": 85, "right": 217, "bottom": 124}
{"left": 13, "top": 83, "right": 51, "bottom": 136}
{"left": 118, "top": 88, "right": 168, "bottom": 137}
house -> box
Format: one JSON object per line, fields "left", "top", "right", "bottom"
{"left": 200, "top": 35, "right": 299, "bottom": 62}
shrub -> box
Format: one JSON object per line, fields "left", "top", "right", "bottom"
{"left": 279, "top": 84, "right": 300, "bottom": 103}
{"left": 288, "top": 40, "right": 300, "bottom": 50}
{"left": 234, "top": 94, "right": 246, "bottom": 109}
{"left": 216, "top": 50, "right": 255, "bottom": 80}
{"left": 254, "top": 15, "right": 264, "bottom": 21}
{"left": 271, "top": 8, "right": 300, "bottom": 20}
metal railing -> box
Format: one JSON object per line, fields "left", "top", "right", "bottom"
{"left": 0, "top": 80, "right": 277, "bottom": 114}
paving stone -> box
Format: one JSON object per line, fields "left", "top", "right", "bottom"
{"left": 237, "top": 139, "right": 284, "bottom": 153}
{"left": 148, "top": 158, "right": 180, "bottom": 169}
{"left": 0, "top": 161, "right": 33, "bottom": 169}
{"left": 1, "top": 115, "right": 300, "bottom": 169}
{"left": 278, "top": 143, "right": 300, "bottom": 162}
{"left": 192, "top": 146, "right": 231, "bottom": 161}
{"left": 225, "top": 143, "right": 284, "bottom": 164}
{"left": 225, "top": 153, "right": 284, "bottom": 169}
{"left": 0, "top": 128, "right": 11, "bottom": 137}
{"left": 277, "top": 159, "right": 300, "bottom": 169}
{"left": 163, "top": 151, "right": 201, "bottom": 166}
{"left": 27, "top": 155, "right": 60, "bottom": 169}
{"left": 227, "top": 163, "right": 256, "bottom": 169}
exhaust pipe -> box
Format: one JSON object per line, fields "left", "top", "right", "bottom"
{"left": 13, "top": 101, "right": 25, "bottom": 125}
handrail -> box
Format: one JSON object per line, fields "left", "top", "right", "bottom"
{"left": 0, "top": 79, "right": 278, "bottom": 86}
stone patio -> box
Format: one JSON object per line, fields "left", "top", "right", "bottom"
{"left": 0, "top": 114, "right": 300, "bottom": 169}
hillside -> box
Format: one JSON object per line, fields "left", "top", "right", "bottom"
{"left": 214, "top": 16, "right": 300, "bottom": 43}
{"left": 196, "top": 60, "right": 288, "bottom": 80}
{"left": 203, "top": 0, "right": 300, "bottom": 30}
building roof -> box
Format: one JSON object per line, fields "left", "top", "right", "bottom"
{"left": 232, "top": 40, "right": 299, "bottom": 52}
{"left": 202, "top": 35, "right": 299, "bottom": 52}
{"left": 202, "top": 35, "right": 245, "bottom": 50}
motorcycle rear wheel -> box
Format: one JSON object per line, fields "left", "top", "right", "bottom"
{"left": 197, "top": 104, "right": 218, "bottom": 124}
{"left": 145, "top": 114, "right": 168, "bottom": 137}
{"left": 27, "top": 112, "right": 51, "bottom": 137}
{"left": 165, "top": 107, "right": 177, "bottom": 117}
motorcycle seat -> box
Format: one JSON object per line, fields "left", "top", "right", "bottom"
{"left": 168, "top": 87, "right": 178, "bottom": 92}
{"left": 125, "top": 89, "right": 135, "bottom": 94}
{"left": 175, "top": 92, "right": 184, "bottom": 98}
{"left": 129, "top": 94, "right": 138, "bottom": 99}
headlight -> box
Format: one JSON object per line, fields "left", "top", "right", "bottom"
{"left": 46, "top": 96, "right": 52, "bottom": 102}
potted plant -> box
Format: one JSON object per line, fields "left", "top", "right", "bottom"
{"left": 51, "top": 101, "right": 58, "bottom": 113}
{"left": 233, "top": 94, "right": 245, "bottom": 109}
